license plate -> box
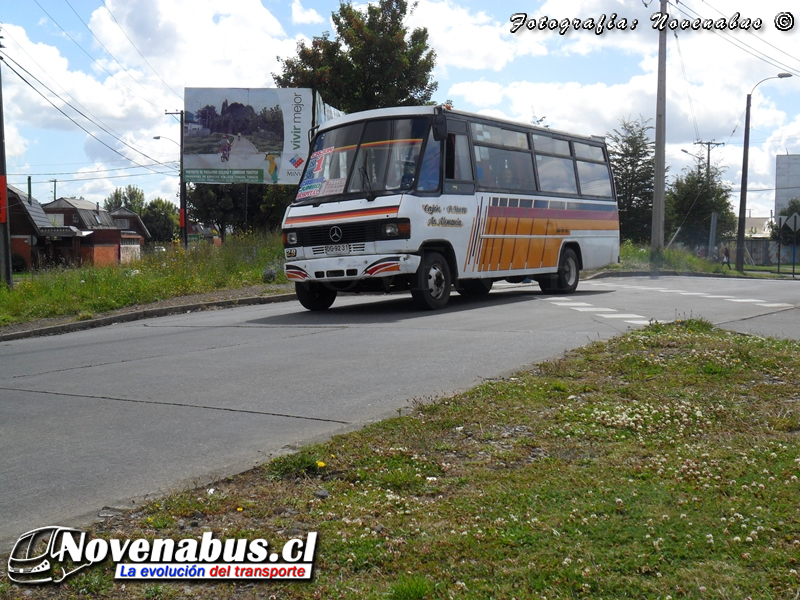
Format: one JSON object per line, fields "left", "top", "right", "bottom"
{"left": 325, "top": 244, "right": 350, "bottom": 255}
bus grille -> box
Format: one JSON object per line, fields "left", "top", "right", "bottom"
{"left": 296, "top": 221, "right": 379, "bottom": 246}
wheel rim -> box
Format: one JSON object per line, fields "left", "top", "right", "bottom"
{"left": 427, "top": 264, "right": 447, "bottom": 299}
{"left": 564, "top": 257, "right": 577, "bottom": 287}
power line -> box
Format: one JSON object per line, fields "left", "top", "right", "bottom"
{"left": 671, "top": 2, "right": 800, "bottom": 77}
{"left": 10, "top": 169, "right": 178, "bottom": 186}
{"left": 696, "top": 0, "right": 800, "bottom": 67}
{"left": 0, "top": 26, "right": 131, "bottom": 145}
{"left": 9, "top": 162, "right": 178, "bottom": 177}
{"left": 62, "top": 0, "right": 164, "bottom": 107}
{"left": 1, "top": 53, "right": 170, "bottom": 172}
{"left": 31, "top": 0, "right": 163, "bottom": 111}
{"left": 673, "top": 31, "right": 700, "bottom": 140}
{"left": 100, "top": 0, "right": 183, "bottom": 101}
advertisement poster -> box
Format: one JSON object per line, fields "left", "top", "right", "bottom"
{"left": 183, "top": 88, "right": 318, "bottom": 185}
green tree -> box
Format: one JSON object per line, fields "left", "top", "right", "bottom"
{"left": 665, "top": 162, "right": 736, "bottom": 248}
{"left": 103, "top": 185, "right": 146, "bottom": 215}
{"left": 607, "top": 117, "right": 655, "bottom": 243}
{"left": 770, "top": 198, "right": 800, "bottom": 245}
{"left": 142, "top": 198, "right": 178, "bottom": 243}
{"left": 188, "top": 184, "right": 238, "bottom": 242}
{"left": 187, "top": 184, "right": 296, "bottom": 240}
{"left": 274, "top": 0, "right": 437, "bottom": 113}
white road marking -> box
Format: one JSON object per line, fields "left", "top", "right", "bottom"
{"left": 551, "top": 302, "right": 593, "bottom": 306}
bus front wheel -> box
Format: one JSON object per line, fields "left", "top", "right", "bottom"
{"left": 412, "top": 252, "right": 451, "bottom": 310}
{"left": 295, "top": 282, "right": 337, "bottom": 311}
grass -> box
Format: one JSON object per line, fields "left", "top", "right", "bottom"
{"left": 5, "top": 319, "right": 800, "bottom": 599}
{"left": 617, "top": 240, "right": 728, "bottom": 274}
{"left": 0, "top": 233, "right": 287, "bottom": 326}
{"left": 1, "top": 234, "right": 780, "bottom": 329}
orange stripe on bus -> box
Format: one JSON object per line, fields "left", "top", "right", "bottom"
{"left": 499, "top": 217, "right": 518, "bottom": 271}
{"left": 285, "top": 206, "right": 398, "bottom": 225}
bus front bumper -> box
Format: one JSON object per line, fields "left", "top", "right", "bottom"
{"left": 285, "top": 254, "right": 422, "bottom": 283}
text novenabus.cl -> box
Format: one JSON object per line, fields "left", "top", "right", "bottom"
{"left": 7, "top": 527, "right": 318, "bottom": 584}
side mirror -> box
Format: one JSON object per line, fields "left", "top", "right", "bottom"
{"left": 432, "top": 107, "right": 448, "bottom": 141}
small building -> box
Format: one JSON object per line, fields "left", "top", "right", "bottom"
{"left": 776, "top": 155, "right": 800, "bottom": 215}
{"left": 744, "top": 216, "right": 773, "bottom": 239}
{"left": 6, "top": 185, "right": 94, "bottom": 270}
{"left": 41, "top": 197, "right": 121, "bottom": 266}
{"left": 8, "top": 185, "right": 52, "bottom": 270}
{"left": 110, "top": 207, "right": 152, "bottom": 263}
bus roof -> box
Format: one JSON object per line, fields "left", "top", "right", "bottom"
{"left": 315, "top": 105, "right": 607, "bottom": 145}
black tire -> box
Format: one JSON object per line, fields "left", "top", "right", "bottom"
{"left": 540, "top": 247, "right": 579, "bottom": 294}
{"left": 538, "top": 276, "right": 557, "bottom": 294}
{"left": 411, "top": 252, "right": 452, "bottom": 310}
{"left": 295, "top": 282, "right": 337, "bottom": 311}
{"left": 458, "top": 278, "right": 493, "bottom": 296}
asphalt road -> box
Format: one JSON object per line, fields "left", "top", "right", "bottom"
{"left": 1, "top": 274, "right": 798, "bottom": 551}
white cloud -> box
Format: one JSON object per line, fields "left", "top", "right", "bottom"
{"left": 409, "top": 0, "right": 546, "bottom": 73}
{"left": 291, "top": 0, "right": 324, "bottom": 25}
{"left": 5, "top": 0, "right": 799, "bottom": 215}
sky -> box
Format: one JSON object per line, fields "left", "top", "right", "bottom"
{"left": 1, "top": 0, "right": 799, "bottom": 219}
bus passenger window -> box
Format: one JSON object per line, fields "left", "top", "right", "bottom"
{"left": 445, "top": 134, "right": 472, "bottom": 181}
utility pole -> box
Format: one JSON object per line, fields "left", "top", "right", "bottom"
{"left": 693, "top": 140, "right": 724, "bottom": 182}
{"left": 736, "top": 73, "right": 792, "bottom": 272}
{"left": 0, "top": 35, "right": 13, "bottom": 288}
{"left": 651, "top": 0, "right": 667, "bottom": 257}
{"left": 165, "top": 110, "right": 187, "bottom": 247}
{"left": 50, "top": 179, "right": 57, "bottom": 201}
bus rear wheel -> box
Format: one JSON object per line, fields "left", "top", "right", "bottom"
{"left": 411, "top": 251, "right": 451, "bottom": 310}
{"left": 539, "top": 248, "right": 579, "bottom": 294}
{"left": 295, "top": 282, "right": 337, "bottom": 311}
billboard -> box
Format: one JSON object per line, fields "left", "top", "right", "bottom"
{"left": 183, "top": 88, "right": 341, "bottom": 186}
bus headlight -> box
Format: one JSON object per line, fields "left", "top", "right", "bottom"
{"left": 380, "top": 220, "right": 411, "bottom": 239}
{"left": 284, "top": 231, "right": 298, "bottom": 245}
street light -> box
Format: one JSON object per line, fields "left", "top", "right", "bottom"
{"left": 681, "top": 148, "right": 704, "bottom": 172}
{"left": 153, "top": 135, "right": 179, "bottom": 146}
{"left": 154, "top": 123, "right": 187, "bottom": 247}
{"left": 735, "top": 72, "right": 792, "bottom": 271}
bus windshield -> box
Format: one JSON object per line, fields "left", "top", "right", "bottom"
{"left": 295, "top": 117, "right": 429, "bottom": 204}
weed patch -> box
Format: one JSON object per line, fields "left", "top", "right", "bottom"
{"left": 5, "top": 319, "right": 800, "bottom": 599}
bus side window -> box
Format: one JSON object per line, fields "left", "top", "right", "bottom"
{"left": 445, "top": 134, "right": 472, "bottom": 180}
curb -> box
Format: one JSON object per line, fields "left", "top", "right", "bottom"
{"left": 0, "top": 293, "right": 297, "bottom": 343}
{"left": 3, "top": 270, "right": 794, "bottom": 342}
{"left": 585, "top": 270, "right": 798, "bottom": 280}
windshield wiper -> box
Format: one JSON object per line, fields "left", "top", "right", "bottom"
{"left": 360, "top": 166, "right": 377, "bottom": 202}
